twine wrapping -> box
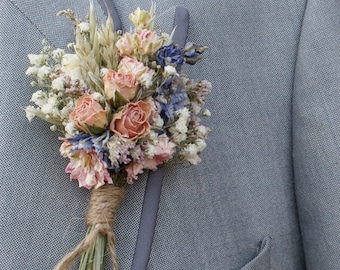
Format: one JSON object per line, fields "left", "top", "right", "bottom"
{"left": 54, "top": 184, "right": 125, "bottom": 270}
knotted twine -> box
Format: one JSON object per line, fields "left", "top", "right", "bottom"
{"left": 54, "top": 184, "right": 125, "bottom": 270}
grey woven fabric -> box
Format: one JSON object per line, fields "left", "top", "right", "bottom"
{"left": 293, "top": 1, "right": 340, "bottom": 269}
{"left": 2, "top": 0, "right": 339, "bottom": 269}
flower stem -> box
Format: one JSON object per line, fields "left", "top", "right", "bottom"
{"left": 78, "top": 225, "right": 93, "bottom": 270}
{"left": 78, "top": 225, "right": 97, "bottom": 270}
{"left": 87, "top": 238, "right": 96, "bottom": 270}
{"left": 94, "top": 234, "right": 106, "bottom": 270}
{"left": 78, "top": 225, "right": 107, "bottom": 270}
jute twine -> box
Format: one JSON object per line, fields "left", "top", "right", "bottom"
{"left": 54, "top": 184, "right": 125, "bottom": 270}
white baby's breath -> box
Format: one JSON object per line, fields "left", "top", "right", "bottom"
{"left": 61, "top": 54, "right": 82, "bottom": 80}
{"left": 139, "top": 72, "right": 153, "bottom": 88}
{"left": 147, "top": 130, "right": 159, "bottom": 142}
{"left": 91, "top": 92, "right": 106, "bottom": 103}
{"left": 202, "top": 109, "right": 211, "bottom": 117}
{"left": 41, "top": 94, "right": 60, "bottom": 117}
{"left": 50, "top": 125, "right": 58, "bottom": 132}
{"left": 60, "top": 100, "right": 75, "bottom": 119}
{"left": 25, "top": 66, "right": 39, "bottom": 76}
{"left": 64, "top": 121, "right": 77, "bottom": 137}
{"left": 52, "top": 48, "right": 65, "bottom": 61}
{"left": 152, "top": 114, "right": 164, "bottom": 128}
{"left": 196, "top": 125, "right": 210, "bottom": 138}
{"left": 169, "top": 128, "right": 187, "bottom": 144}
{"left": 169, "top": 107, "right": 191, "bottom": 143}
{"left": 51, "top": 77, "right": 65, "bottom": 91}
{"left": 174, "top": 119, "right": 188, "bottom": 133}
{"left": 25, "top": 106, "right": 36, "bottom": 122}
{"left": 37, "top": 65, "right": 51, "bottom": 81}
{"left": 180, "top": 143, "right": 201, "bottom": 165}
{"left": 78, "top": 22, "right": 91, "bottom": 32}
{"left": 30, "top": 81, "right": 38, "bottom": 87}
{"left": 144, "top": 143, "right": 157, "bottom": 158}
{"left": 142, "top": 131, "right": 159, "bottom": 157}
{"left": 163, "top": 65, "right": 177, "bottom": 78}
{"left": 28, "top": 54, "right": 47, "bottom": 66}
{"left": 195, "top": 139, "right": 207, "bottom": 152}
{"left": 177, "top": 107, "right": 190, "bottom": 120}
{"left": 191, "top": 101, "right": 201, "bottom": 114}
{"left": 30, "top": 90, "right": 48, "bottom": 107}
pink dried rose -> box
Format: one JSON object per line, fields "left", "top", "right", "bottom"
{"left": 103, "top": 69, "right": 138, "bottom": 102}
{"left": 116, "top": 32, "right": 135, "bottom": 57}
{"left": 117, "top": 56, "right": 148, "bottom": 80}
{"left": 135, "top": 29, "right": 162, "bottom": 55}
{"left": 69, "top": 94, "right": 108, "bottom": 133}
{"left": 117, "top": 57, "right": 155, "bottom": 88}
{"left": 116, "top": 30, "right": 162, "bottom": 57}
{"left": 110, "top": 100, "right": 152, "bottom": 141}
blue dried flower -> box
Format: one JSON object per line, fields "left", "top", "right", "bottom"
{"left": 183, "top": 41, "right": 208, "bottom": 65}
{"left": 66, "top": 131, "right": 111, "bottom": 166}
{"left": 157, "top": 44, "right": 184, "bottom": 68}
{"left": 156, "top": 79, "right": 189, "bottom": 123}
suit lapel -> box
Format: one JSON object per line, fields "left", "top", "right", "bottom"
{"left": 96, "top": 0, "right": 122, "bottom": 31}
{"left": 293, "top": 0, "right": 340, "bottom": 268}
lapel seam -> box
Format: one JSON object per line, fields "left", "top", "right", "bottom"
{"left": 291, "top": 0, "right": 310, "bottom": 267}
{"left": 8, "top": 0, "right": 54, "bottom": 47}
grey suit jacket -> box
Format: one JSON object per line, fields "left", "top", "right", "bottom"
{"left": 1, "top": 0, "right": 339, "bottom": 269}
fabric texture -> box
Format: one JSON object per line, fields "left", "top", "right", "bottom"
{"left": 293, "top": 1, "right": 340, "bottom": 269}
{"left": 2, "top": 0, "right": 339, "bottom": 269}
{"left": 239, "top": 237, "right": 271, "bottom": 270}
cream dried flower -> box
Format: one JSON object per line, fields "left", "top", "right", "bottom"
{"left": 129, "top": 7, "right": 155, "bottom": 30}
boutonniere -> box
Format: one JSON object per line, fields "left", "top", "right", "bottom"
{"left": 25, "top": 2, "right": 211, "bottom": 269}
